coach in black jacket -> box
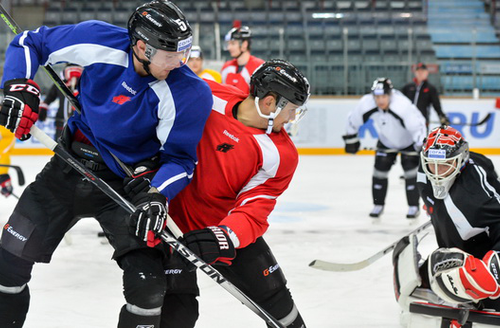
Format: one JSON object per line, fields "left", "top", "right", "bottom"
{"left": 402, "top": 63, "right": 448, "bottom": 128}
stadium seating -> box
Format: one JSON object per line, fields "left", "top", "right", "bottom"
{"left": 2, "top": 0, "right": 490, "bottom": 95}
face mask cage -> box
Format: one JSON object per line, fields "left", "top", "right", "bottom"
{"left": 421, "top": 152, "right": 465, "bottom": 199}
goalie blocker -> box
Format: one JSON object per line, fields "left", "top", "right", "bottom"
{"left": 393, "top": 239, "right": 500, "bottom": 327}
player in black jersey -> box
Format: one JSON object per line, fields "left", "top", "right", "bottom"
{"left": 394, "top": 126, "right": 500, "bottom": 316}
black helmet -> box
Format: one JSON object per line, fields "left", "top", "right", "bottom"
{"left": 250, "top": 59, "right": 310, "bottom": 107}
{"left": 225, "top": 26, "right": 252, "bottom": 42}
{"left": 371, "top": 77, "right": 393, "bottom": 96}
{"left": 128, "top": 1, "right": 192, "bottom": 52}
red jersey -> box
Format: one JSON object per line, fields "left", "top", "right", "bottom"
{"left": 169, "top": 80, "right": 298, "bottom": 248}
{"left": 220, "top": 55, "right": 265, "bottom": 94}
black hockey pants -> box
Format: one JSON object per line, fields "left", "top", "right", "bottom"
{"left": 372, "top": 142, "right": 420, "bottom": 206}
{"left": 0, "top": 139, "right": 167, "bottom": 326}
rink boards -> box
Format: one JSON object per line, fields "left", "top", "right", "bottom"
{"left": 10, "top": 97, "right": 500, "bottom": 155}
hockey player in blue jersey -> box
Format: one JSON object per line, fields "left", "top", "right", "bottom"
{"left": 0, "top": 1, "right": 213, "bottom": 327}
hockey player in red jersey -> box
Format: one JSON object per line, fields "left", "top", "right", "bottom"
{"left": 220, "top": 26, "right": 265, "bottom": 94}
{"left": 159, "top": 59, "right": 310, "bottom": 327}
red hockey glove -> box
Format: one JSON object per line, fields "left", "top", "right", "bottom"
{"left": 124, "top": 177, "right": 167, "bottom": 248}
{"left": 0, "top": 174, "right": 13, "bottom": 197}
{"left": 1, "top": 78, "right": 41, "bottom": 140}
{"left": 428, "top": 248, "right": 500, "bottom": 304}
{"left": 182, "top": 226, "right": 236, "bottom": 266}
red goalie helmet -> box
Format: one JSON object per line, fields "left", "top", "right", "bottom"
{"left": 421, "top": 125, "right": 469, "bottom": 199}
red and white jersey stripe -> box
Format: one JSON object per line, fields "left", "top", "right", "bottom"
{"left": 169, "top": 80, "right": 298, "bottom": 248}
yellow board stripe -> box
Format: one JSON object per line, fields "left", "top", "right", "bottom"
{"left": 12, "top": 148, "right": 54, "bottom": 155}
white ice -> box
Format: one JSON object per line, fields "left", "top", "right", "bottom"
{"left": 2, "top": 154, "right": 484, "bottom": 327}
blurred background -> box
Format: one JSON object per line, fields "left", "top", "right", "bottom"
{"left": 1, "top": 0, "right": 500, "bottom": 97}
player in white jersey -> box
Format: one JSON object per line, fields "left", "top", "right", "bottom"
{"left": 343, "top": 78, "right": 427, "bottom": 219}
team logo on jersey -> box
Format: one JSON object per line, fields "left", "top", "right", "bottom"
{"left": 112, "top": 95, "right": 131, "bottom": 105}
{"left": 216, "top": 143, "right": 234, "bottom": 153}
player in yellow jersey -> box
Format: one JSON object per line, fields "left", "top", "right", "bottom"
{"left": 0, "top": 126, "right": 14, "bottom": 197}
{"left": 187, "top": 45, "right": 222, "bottom": 83}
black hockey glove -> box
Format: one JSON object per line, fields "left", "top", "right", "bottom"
{"left": 342, "top": 133, "right": 360, "bottom": 154}
{"left": 124, "top": 177, "right": 167, "bottom": 248}
{"left": 0, "top": 174, "right": 13, "bottom": 197}
{"left": 182, "top": 226, "right": 236, "bottom": 266}
{"left": 1, "top": 78, "right": 41, "bottom": 140}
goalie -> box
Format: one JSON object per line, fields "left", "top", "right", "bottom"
{"left": 393, "top": 125, "right": 500, "bottom": 327}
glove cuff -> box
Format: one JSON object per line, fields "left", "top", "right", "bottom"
{"left": 342, "top": 133, "right": 359, "bottom": 144}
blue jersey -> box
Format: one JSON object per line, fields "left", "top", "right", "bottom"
{"left": 1, "top": 21, "right": 213, "bottom": 201}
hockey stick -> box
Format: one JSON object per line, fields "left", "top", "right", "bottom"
{"left": 1, "top": 9, "right": 283, "bottom": 327}
{"left": 309, "top": 220, "right": 432, "bottom": 272}
{"left": 0, "top": 164, "right": 25, "bottom": 185}
{"left": 1, "top": 3, "right": 133, "bottom": 177}
{"left": 28, "top": 128, "right": 284, "bottom": 327}
{"left": 0, "top": 5, "right": 81, "bottom": 112}
{"left": 430, "top": 113, "right": 492, "bottom": 127}
{"left": 362, "top": 147, "right": 419, "bottom": 156}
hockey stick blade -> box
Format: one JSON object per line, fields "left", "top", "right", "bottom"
{"left": 309, "top": 220, "right": 432, "bottom": 272}
{"left": 0, "top": 164, "right": 25, "bottom": 186}
{"left": 431, "top": 113, "right": 492, "bottom": 127}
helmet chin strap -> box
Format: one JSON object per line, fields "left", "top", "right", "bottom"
{"left": 254, "top": 96, "right": 288, "bottom": 134}
{"left": 233, "top": 41, "right": 247, "bottom": 60}
{"left": 132, "top": 47, "right": 152, "bottom": 76}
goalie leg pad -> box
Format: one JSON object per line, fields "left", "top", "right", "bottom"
{"left": 393, "top": 234, "right": 422, "bottom": 310}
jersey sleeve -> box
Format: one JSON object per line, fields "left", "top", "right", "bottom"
{"left": 429, "top": 84, "right": 445, "bottom": 117}
{"left": 345, "top": 95, "right": 371, "bottom": 135}
{"left": 2, "top": 21, "right": 128, "bottom": 85}
{"left": 219, "top": 141, "right": 298, "bottom": 248}
{"left": 469, "top": 163, "right": 500, "bottom": 251}
{"left": 403, "top": 102, "right": 427, "bottom": 147}
{"left": 151, "top": 79, "right": 213, "bottom": 201}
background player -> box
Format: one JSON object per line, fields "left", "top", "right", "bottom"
{"left": 343, "top": 78, "right": 427, "bottom": 219}
{"left": 0, "top": 126, "right": 15, "bottom": 198}
{"left": 156, "top": 59, "right": 310, "bottom": 328}
{"left": 186, "top": 45, "right": 221, "bottom": 82}
{"left": 39, "top": 64, "right": 83, "bottom": 140}
{"left": 401, "top": 63, "right": 449, "bottom": 128}
{"left": 220, "top": 25, "right": 264, "bottom": 94}
{"left": 0, "top": 1, "right": 212, "bottom": 327}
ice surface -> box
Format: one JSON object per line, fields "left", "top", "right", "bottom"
{"left": 1, "top": 154, "right": 484, "bottom": 327}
